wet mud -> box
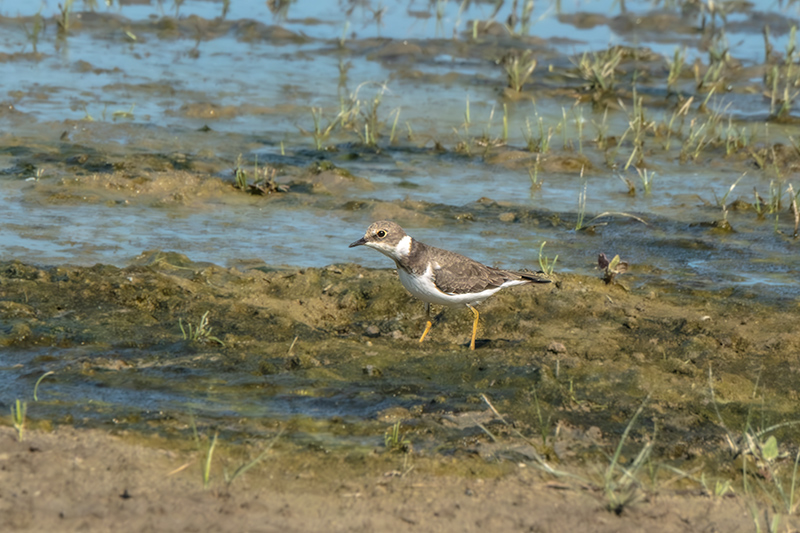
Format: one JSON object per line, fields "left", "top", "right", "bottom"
{"left": 2, "top": 252, "right": 799, "bottom": 471}
{"left": 2, "top": 249, "right": 800, "bottom": 530}
{"left": 3, "top": 0, "right": 800, "bottom": 530}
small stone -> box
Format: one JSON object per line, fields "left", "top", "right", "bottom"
{"left": 365, "top": 325, "right": 380, "bottom": 337}
{"left": 363, "top": 364, "right": 382, "bottom": 377}
{"left": 547, "top": 341, "right": 567, "bottom": 354}
{"left": 586, "top": 426, "right": 603, "bottom": 440}
{"left": 499, "top": 212, "right": 516, "bottom": 222}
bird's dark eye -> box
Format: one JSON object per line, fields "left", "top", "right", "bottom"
{"left": 376, "top": 230, "right": 387, "bottom": 238}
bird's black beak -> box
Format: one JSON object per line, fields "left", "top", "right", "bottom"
{"left": 349, "top": 237, "right": 366, "bottom": 248}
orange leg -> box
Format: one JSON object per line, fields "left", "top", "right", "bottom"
{"left": 467, "top": 304, "right": 479, "bottom": 350}
{"left": 419, "top": 302, "right": 433, "bottom": 343}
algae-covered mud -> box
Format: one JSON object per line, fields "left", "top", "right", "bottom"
{"left": 2, "top": 255, "right": 799, "bottom": 530}
{"left": 2, "top": 0, "right": 800, "bottom": 531}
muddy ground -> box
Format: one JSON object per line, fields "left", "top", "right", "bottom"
{"left": 1, "top": 252, "right": 799, "bottom": 531}
{"left": 0, "top": 425, "right": 767, "bottom": 533}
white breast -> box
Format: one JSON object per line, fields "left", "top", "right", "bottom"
{"left": 397, "top": 264, "right": 527, "bottom": 308}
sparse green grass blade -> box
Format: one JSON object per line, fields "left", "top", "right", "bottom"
{"left": 11, "top": 399, "right": 27, "bottom": 442}
{"left": 603, "top": 394, "right": 652, "bottom": 514}
{"left": 635, "top": 167, "right": 654, "bottom": 195}
{"left": 58, "top": 0, "right": 75, "bottom": 34}
{"left": 203, "top": 431, "right": 218, "bottom": 489}
{"left": 575, "top": 178, "right": 587, "bottom": 231}
{"left": 234, "top": 154, "right": 247, "bottom": 190}
{"left": 605, "top": 395, "right": 649, "bottom": 485}
{"left": 225, "top": 429, "right": 284, "bottom": 486}
{"left": 384, "top": 421, "right": 411, "bottom": 453}
{"left": 34, "top": 371, "right": 55, "bottom": 401}
{"left": 588, "top": 212, "right": 648, "bottom": 226}
{"left": 537, "top": 241, "right": 557, "bottom": 277}
{"left": 530, "top": 382, "right": 551, "bottom": 446}
{"left": 481, "top": 393, "right": 573, "bottom": 479}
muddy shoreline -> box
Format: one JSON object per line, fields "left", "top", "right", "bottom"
{"left": 2, "top": 255, "right": 799, "bottom": 530}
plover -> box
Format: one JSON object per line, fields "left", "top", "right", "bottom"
{"left": 349, "top": 220, "right": 551, "bottom": 350}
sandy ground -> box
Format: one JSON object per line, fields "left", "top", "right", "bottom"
{"left": 0, "top": 425, "right": 786, "bottom": 533}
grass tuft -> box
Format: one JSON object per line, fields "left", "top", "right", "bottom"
{"left": 501, "top": 50, "right": 537, "bottom": 93}
{"left": 574, "top": 46, "right": 623, "bottom": 97}
{"left": 57, "top": 0, "right": 75, "bottom": 34}
{"left": 384, "top": 421, "right": 411, "bottom": 453}
{"left": 298, "top": 107, "right": 342, "bottom": 150}
{"left": 180, "top": 311, "right": 226, "bottom": 347}
{"left": 537, "top": 241, "right": 558, "bottom": 277}
{"left": 635, "top": 167, "right": 654, "bottom": 195}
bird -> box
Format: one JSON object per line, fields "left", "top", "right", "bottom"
{"left": 349, "top": 220, "right": 551, "bottom": 350}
